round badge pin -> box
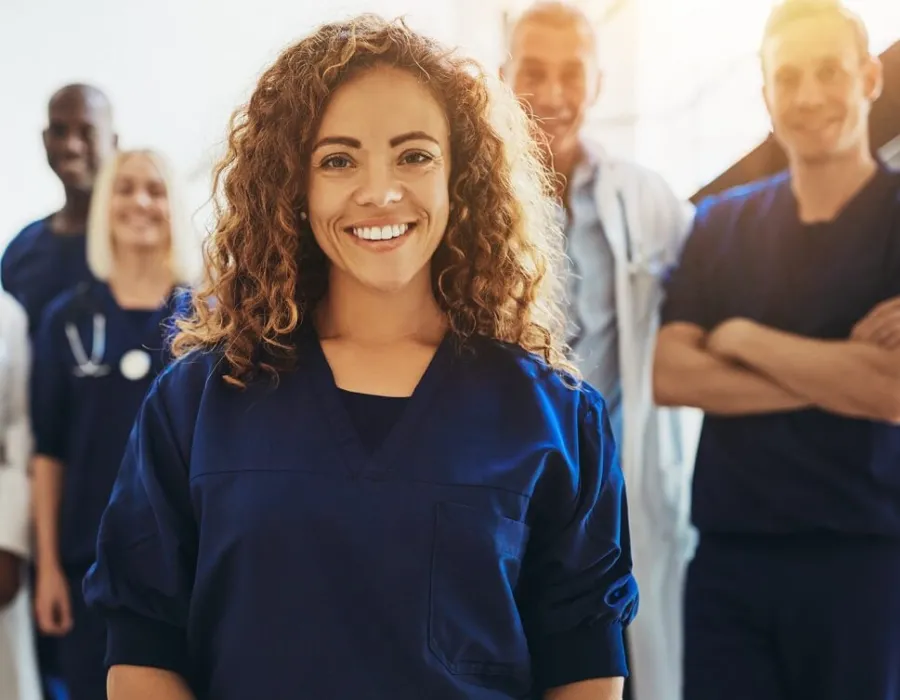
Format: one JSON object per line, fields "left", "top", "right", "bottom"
{"left": 119, "top": 349, "right": 152, "bottom": 381}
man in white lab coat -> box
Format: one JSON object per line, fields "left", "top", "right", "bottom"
{"left": 502, "top": 4, "right": 699, "bottom": 699}
{"left": 0, "top": 290, "right": 41, "bottom": 700}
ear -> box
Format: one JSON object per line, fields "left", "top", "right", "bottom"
{"left": 588, "top": 69, "right": 603, "bottom": 107}
{"left": 761, "top": 82, "right": 773, "bottom": 120}
{"left": 863, "top": 56, "right": 884, "bottom": 102}
{"left": 41, "top": 128, "right": 50, "bottom": 151}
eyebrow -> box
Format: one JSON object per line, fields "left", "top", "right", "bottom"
{"left": 312, "top": 131, "right": 440, "bottom": 152}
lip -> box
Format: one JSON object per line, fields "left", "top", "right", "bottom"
{"left": 345, "top": 217, "right": 417, "bottom": 229}
{"left": 345, "top": 221, "right": 417, "bottom": 252}
{"left": 56, "top": 158, "right": 87, "bottom": 171}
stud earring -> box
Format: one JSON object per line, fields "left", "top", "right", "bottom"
{"left": 299, "top": 211, "right": 308, "bottom": 221}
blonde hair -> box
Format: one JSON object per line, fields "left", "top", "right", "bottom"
{"left": 87, "top": 149, "right": 200, "bottom": 285}
{"left": 761, "top": 0, "right": 870, "bottom": 62}
{"left": 173, "top": 14, "right": 572, "bottom": 386}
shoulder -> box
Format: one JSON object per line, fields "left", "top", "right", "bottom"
{"left": 695, "top": 171, "right": 789, "bottom": 222}
{"left": 156, "top": 348, "right": 226, "bottom": 398}
{"left": 466, "top": 337, "right": 604, "bottom": 423}
{"left": 38, "top": 285, "right": 84, "bottom": 328}
{"left": 3, "top": 219, "right": 50, "bottom": 261}
{"left": 590, "top": 144, "right": 677, "bottom": 199}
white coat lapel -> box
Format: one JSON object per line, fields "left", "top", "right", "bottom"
{"left": 591, "top": 156, "right": 629, "bottom": 267}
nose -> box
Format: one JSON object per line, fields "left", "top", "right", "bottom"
{"left": 130, "top": 188, "right": 153, "bottom": 210}
{"left": 795, "top": 74, "right": 826, "bottom": 109}
{"left": 354, "top": 162, "right": 402, "bottom": 208}
{"left": 535, "top": 78, "right": 567, "bottom": 112}
{"left": 61, "top": 132, "right": 86, "bottom": 156}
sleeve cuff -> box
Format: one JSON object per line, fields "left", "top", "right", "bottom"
{"left": 105, "top": 610, "right": 190, "bottom": 678}
{"left": 530, "top": 621, "right": 628, "bottom": 691}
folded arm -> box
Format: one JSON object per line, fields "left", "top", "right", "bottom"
{"left": 545, "top": 678, "right": 624, "bottom": 700}
{"left": 709, "top": 318, "right": 900, "bottom": 424}
{"left": 653, "top": 323, "right": 810, "bottom": 415}
{"left": 108, "top": 666, "right": 196, "bottom": 700}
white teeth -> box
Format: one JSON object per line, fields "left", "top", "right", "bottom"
{"left": 351, "top": 223, "right": 410, "bottom": 241}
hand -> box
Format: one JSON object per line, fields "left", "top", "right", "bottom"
{"left": 35, "top": 563, "right": 73, "bottom": 636}
{"left": 706, "top": 318, "right": 756, "bottom": 360}
{"left": 852, "top": 296, "right": 900, "bottom": 350}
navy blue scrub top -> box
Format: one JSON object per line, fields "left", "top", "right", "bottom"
{"left": 83, "top": 327, "right": 638, "bottom": 699}
{"left": 663, "top": 165, "right": 900, "bottom": 537}
{"left": 1, "top": 217, "right": 91, "bottom": 334}
{"left": 31, "top": 280, "right": 180, "bottom": 567}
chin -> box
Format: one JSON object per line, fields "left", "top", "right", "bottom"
{"left": 363, "top": 278, "right": 415, "bottom": 295}
{"left": 57, "top": 173, "right": 93, "bottom": 191}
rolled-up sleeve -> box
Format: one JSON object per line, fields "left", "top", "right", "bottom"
{"left": 519, "top": 395, "right": 638, "bottom": 691}
{"left": 82, "top": 375, "right": 197, "bottom": 680}
{"left": 660, "top": 197, "right": 721, "bottom": 330}
{"left": 0, "top": 294, "right": 33, "bottom": 557}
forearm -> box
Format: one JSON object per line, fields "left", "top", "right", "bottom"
{"left": 108, "top": 666, "right": 195, "bottom": 700}
{"left": 654, "top": 327, "right": 809, "bottom": 415}
{"left": 728, "top": 325, "right": 900, "bottom": 423}
{"left": 545, "top": 678, "right": 623, "bottom": 700}
{"left": 32, "top": 454, "right": 64, "bottom": 570}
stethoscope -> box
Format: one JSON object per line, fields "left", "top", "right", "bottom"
{"left": 64, "top": 293, "right": 153, "bottom": 381}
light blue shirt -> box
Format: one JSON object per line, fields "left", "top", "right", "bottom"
{"left": 559, "top": 152, "right": 623, "bottom": 449}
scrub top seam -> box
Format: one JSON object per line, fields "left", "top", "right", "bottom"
{"left": 186, "top": 467, "right": 534, "bottom": 500}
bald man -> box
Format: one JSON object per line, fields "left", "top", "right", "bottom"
{"left": 2, "top": 84, "right": 118, "bottom": 333}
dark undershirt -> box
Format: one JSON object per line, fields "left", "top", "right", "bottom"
{"left": 338, "top": 388, "right": 409, "bottom": 454}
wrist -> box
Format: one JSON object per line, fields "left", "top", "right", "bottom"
{"left": 35, "top": 549, "right": 62, "bottom": 574}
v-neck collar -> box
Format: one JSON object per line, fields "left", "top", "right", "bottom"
{"left": 99, "top": 284, "right": 175, "bottom": 341}
{"left": 302, "top": 324, "right": 458, "bottom": 479}
{"left": 784, "top": 162, "right": 895, "bottom": 231}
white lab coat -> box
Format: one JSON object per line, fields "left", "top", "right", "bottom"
{"left": 584, "top": 144, "right": 701, "bottom": 700}
{"left": 0, "top": 290, "right": 40, "bottom": 700}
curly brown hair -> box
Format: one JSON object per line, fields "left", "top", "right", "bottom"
{"left": 173, "top": 13, "right": 573, "bottom": 386}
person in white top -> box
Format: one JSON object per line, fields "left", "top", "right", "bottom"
{"left": 0, "top": 289, "right": 40, "bottom": 700}
{"left": 501, "top": 4, "right": 700, "bottom": 700}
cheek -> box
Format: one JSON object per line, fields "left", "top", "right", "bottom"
{"left": 109, "top": 198, "right": 128, "bottom": 222}
{"left": 307, "top": 179, "right": 347, "bottom": 229}
{"left": 155, "top": 199, "right": 171, "bottom": 222}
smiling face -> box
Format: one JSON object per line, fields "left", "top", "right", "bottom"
{"left": 503, "top": 17, "right": 600, "bottom": 170}
{"left": 762, "top": 13, "right": 881, "bottom": 165}
{"left": 108, "top": 153, "right": 171, "bottom": 255}
{"left": 306, "top": 65, "right": 452, "bottom": 295}
{"left": 43, "top": 87, "right": 116, "bottom": 192}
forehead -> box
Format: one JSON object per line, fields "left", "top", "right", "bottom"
{"left": 115, "top": 155, "right": 164, "bottom": 182}
{"left": 49, "top": 91, "right": 110, "bottom": 126}
{"left": 763, "top": 15, "right": 860, "bottom": 71}
{"left": 316, "top": 67, "right": 449, "bottom": 144}
{"left": 509, "top": 21, "right": 595, "bottom": 67}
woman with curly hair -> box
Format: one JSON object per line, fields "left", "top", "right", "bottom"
{"left": 83, "top": 14, "right": 637, "bottom": 700}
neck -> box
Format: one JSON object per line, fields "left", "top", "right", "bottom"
{"left": 107, "top": 249, "right": 174, "bottom": 309}
{"left": 550, "top": 142, "right": 584, "bottom": 202}
{"left": 317, "top": 268, "right": 446, "bottom": 347}
{"left": 52, "top": 188, "right": 93, "bottom": 235}
{"left": 790, "top": 147, "right": 877, "bottom": 223}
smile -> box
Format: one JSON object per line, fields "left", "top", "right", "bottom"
{"left": 346, "top": 222, "right": 416, "bottom": 242}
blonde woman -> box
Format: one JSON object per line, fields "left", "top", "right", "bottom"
{"left": 30, "top": 149, "right": 198, "bottom": 700}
